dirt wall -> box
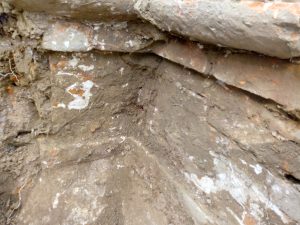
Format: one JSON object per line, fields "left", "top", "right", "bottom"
{"left": 0, "top": 1, "right": 300, "bottom": 225}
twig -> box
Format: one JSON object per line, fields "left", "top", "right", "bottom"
{"left": 0, "top": 71, "right": 12, "bottom": 80}
{"left": 6, "top": 178, "right": 29, "bottom": 224}
{"left": 8, "top": 58, "right": 19, "bottom": 83}
{"left": 0, "top": 58, "right": 18, "bottom": 82}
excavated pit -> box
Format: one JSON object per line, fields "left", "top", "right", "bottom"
{"left": 1, "top": 1, "right": 300, "bottom": 225}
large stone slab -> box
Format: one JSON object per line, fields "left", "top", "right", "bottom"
{"left": 136, "top": 0, "right": 300, "bottom": 58}
{"left": 11, "top": 0, "right": 137, "bottom": 21}
{"left": 152, "top": 40, "right": 300, "bottom": 120}
{"left": 42, "top": 21, "right": 166, "bottom": 52}
{"left": 11, "top": 0, "right": 300, "bottom": 58}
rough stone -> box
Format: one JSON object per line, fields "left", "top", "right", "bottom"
{"left": 11, "top": 0, "right": 137, "bottom": 21}
{"left": 152, "top": 40, "right": 300, "bottom": 120}
{"left": 135, "top": 0, "right": 300, "bottom": 59}
{"left": 42, "top": 20, "right": 166, "bottom": 52}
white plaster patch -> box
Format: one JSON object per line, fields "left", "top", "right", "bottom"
{"left": 69, "top": 57, "right": 80, "bottom": 67}
{"left": 98, "top": 39, "right": 106, "bottom": 50}
{"left": 43, "top": 24, "right": 91, "bottom": 51}
{"left": 149, "top": 120, "right": 155, "bottom": 133}
{"left": 64, "top": 41, "right": 70, "bottom": 48}
{"left": 119, "top": 67, "right": 124, "bottom": 75}
{"left": 117, "top": 164, "right": 124, "bottom": 169}
{"left": 272, "top": 184, "right": 282, "bottom": 193}
{"left": 263, "top": 2, "right": 273, "bottom": 11}
{"left": 215, "top": 136, "right": 230, "bottom": 146}
{"left": 56, "top": 103, "right": 66, "bottom": 109}
{"left": 185, "top": 174, "right": 216, "bottom": 194}
{"left": 73, "top": 187, "right": 80, "bottom": 195}
{"left": 185, "top": 153, "right": 290, "bottom": 224}
{"left": 120, "top": 136, "right": 126, "bottom": 143}
{"left": 122, "top": 83, "right": 129, "bottom": 88}
{"left": 250, "top": 202, "right": 264, "bottom": 223}
{"left": 125, "top": 40, "right": 134, "bottom": 48}
{"left": 78, "top": 64, "right": 94, "bottom": 72}
{"left": 57, "top": 71, "right": 75, "bottom": 76}
{"left": 197, "top": 43, "right": 204, "bottom": 49}
{"left": 66, "top": 80, "right": 95, "bottom": 110}
{"left": 240, "top": 159, "right": 247, "bottom": 165}
{"left": 250, "top": 164, "right": 263, "bottom": 175}
{"left": 137, "top": 89, "right": 142, "bottom": 103}
{"left": 188, "top": 156, "right": 195, "bottom": 161}
{"left": 42, "top": 161, "right": 48, "bottom": 168}
{"left": 52, "top": 193, "right": 61, "bottom": 209}
{"left": 66, "top": 207, "right": 89, "bottom": 225}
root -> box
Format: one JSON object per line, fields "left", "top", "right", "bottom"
{"left": 0, "top": 58, "right": 19, "bottom": 83}
{"left": 6, "top": 178, "right": 29, "bottom": 225}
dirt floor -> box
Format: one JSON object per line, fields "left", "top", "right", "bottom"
{"left": 1, "top": 2, "right": 300, "bottom": 225}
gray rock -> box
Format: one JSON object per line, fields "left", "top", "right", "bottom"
{"left": 135, "top": 0, "right": 300, "bottom": 58}
{"left": 11, "top": 0, "right": 137, "bottom": 21}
